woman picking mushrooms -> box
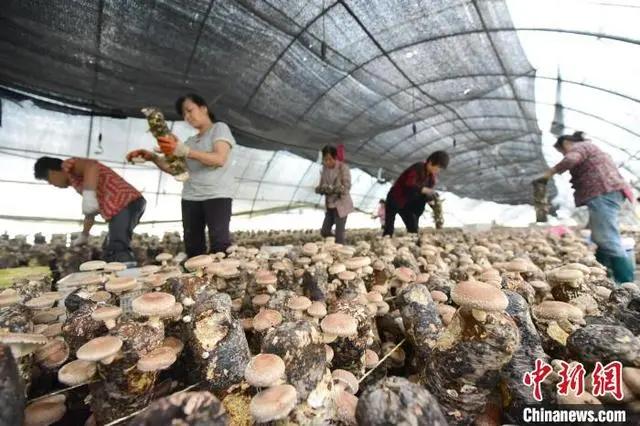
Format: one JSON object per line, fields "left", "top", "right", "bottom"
{"left": 315, "top": 145, "right": 354, "bottom": 245}
{"left": 540, "top": 131, "right": 634, "bottom": 284}
{"left": 127, "top": 93, "right": 237, "bottom": 258}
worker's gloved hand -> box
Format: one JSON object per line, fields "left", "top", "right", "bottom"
{"left": 421, "top": 187, "right": 436, "bottom": 196}
{"left": 73, "top": 233, "right": 88, "bottom": 246}
{"left": 82, "top": 190, "right": 100, "bottom": 215}
{"left": 158, "top": 136, "right": 190, "bottom": 158}
{"left": 126, "top": 149, "right": 154, "bottom": 163}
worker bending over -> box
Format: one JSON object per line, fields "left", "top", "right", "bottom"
{"left": 34, "top": 157, "right": 146, "bottom": 266}
{"left": 384, "top": 151, "right": 449, "bottom": 237}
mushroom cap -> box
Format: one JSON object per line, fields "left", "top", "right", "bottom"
{"left": 533, "top": 301, "right": 584, "bottom": 322}
{"left": 24, "top": 400, "right": 66, "bottom": 426}
{"left": 89, "top": 291, "right": 112, "bottom": 303}
{"left": 312, "top": 252, "right": 330, "bottom": 263}
{"left": 252, "top": 294, "right": 271, "bottom": 307}
{"left": 255, "top": 270, "right": 277, "bottom": 286}
{"left": 78, "top": 273, "right": 103, "bottom": 287}
{"left": 416, "top": 273, "right": 430, "bottom": 284}
{"left": 332, "top": 369, "right": 359, "bottom": 394}
{"left": 244, "top": 353, "right": 286, "bottom": 387}
{"left": 104, "top": 262, "right": 127, "bottom": 273}
{"left": 394, "top": 267, "right": 416, "bottom": 283}
{"left": 345, "top": 256, "right": 371, "bottom": 270}
{"left": 155, "top": 253, "right": 173, "bottom": 262}
{"left": 137, "top": 346, "right": 177, "bottom": 372}
{"left": 372, "top": 259, "right": 385, "bottom": 271}
{"left": 364, "top": 349, "right": 379, "bottom": 368}
{"left": 139, "top": 265, "right": 161, "bottom": 275}
{"left": 253, "top": 309, "right": 283, "bottom": 332}
{"left": 503, "top": 259, "right": 529, "bottom": 273}
{"left": 105, "top": 276, "right": 138, "bottom": 293}
{"left": 296, "top": 257, "right": 312, "bottom": 266}
{"left": 217, "top": 267, "right": 240, "bottom": 279}
{"left": 132, "top": 292, "right": 176, "bottom": 317}
{"left": 366, "top": 291, "right": 383, "bottom": 303}
{"left": 328, "top": 263, "right": 346, "bottom": 275}
{"left": 35, "top": 338, "right": 70, "bottom": 369}
{"left": 325, "top": 344, "right": 334, "bottom": 363}
{"left": 161, "top": 336, "right": 184, "bottom": 355}
{"left": 58, "top": 359, "right": 97, "bottom": 385}
{"left": 302, "top": 243, "right": 319, "bottom": 256}
{"left": 25, "top": 295, "right": 58, "bottom": 310}
{"left": 287, "top": 295, "right": 312, "bottom": 311}
{"left": 550, "top": 268, "right": 583, "bottom": 283}
{"left": 79, "top": 260, "right": 106, "bottom": 272}
{"left": 562, "top": 263, "right": 591, "bottom": 275}
{"left": 471, "top": 245, "right": 490, "bottom": 255}
{"left": 0, "top": 332, "right": 47, "bottom": 345}
{"left": 451, "top": 281, "right": 508, "bottom": 312}
{"left": 91, "top": 305, "right": 122, "bottom": 322}
{"left": 250, "top": 384, "right": 298, "bottom": 423}
{"left": 0, "top": 290, "right": 22, "bottom": 307}
{"left": 43, "top": 323, "right": 63, "bottom": 338}
{"left": 76, "top": 335, "right": 123, "bottom": 362}
{"left": 307, "top": 301, "right": 327, "bottom": 318}
{"left": 184, "top": 254, "right": 213, "bottom": 271}
{"left": 320, "top": 313, "right": 358, "bottom": 337}
{"left": 337, "top": 270, "right": 357, "bottom": 282}
{"left": 430, "top": 290, "right": 448, "bottom": 303}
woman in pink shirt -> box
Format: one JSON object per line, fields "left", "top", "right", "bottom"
{"left": 372, "top": 199, "right": 386, "bottom": 230}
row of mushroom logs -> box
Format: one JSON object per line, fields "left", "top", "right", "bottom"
{"left": 5, "top": 227, "right": 640, "bottom": 425}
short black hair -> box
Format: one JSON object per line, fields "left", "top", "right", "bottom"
{"left": 321, "top": 145, "right": 338, "bottom": 159}
{"left": 554, "top": 131, "right": 586, "bottom": 149}
{"left": 426, "top": 150, "right": 449, "bottom": 169}
{"left": 175, "top": 93, "right": 216, "bottom": 122}
{"left": 379, "top": 199, "right": 385, "bottom": 204}
{"left": 34, "top": 156, "right": 63, "bottom": 180}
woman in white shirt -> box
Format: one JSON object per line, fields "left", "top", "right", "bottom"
{"left": 127, "top": 93, "right": 236, "bottom": 257}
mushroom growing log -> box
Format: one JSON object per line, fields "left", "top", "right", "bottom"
{"left": 397, "top": 284, "right": 442, "bottom": 359}
{"left": 567, "top": 324, "right": 640, "bottom": 368}
{"left": 422, "top": 281, "right": 519, "bottom": 424}
{"left": 0, "top": 343, "right": 25, "bottom": 426}
{"left": 501, "top": 290, "right": 554, "bottom": 424}
{"left": 129, "top": 391, "right": 229, "bottom": 426}
{"left": 356, "top": 376, "right": 447, "bottom": 426}
{"left": 261, "top": 320, "right": 328, "bottom": 404}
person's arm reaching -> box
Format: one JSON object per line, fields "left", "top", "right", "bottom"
{"left": 63, "top": 158, "right": 100, "bottom": 215}
{"left": 157, "top": 123, "right": 235, "bottom": 168}
{"left": 126, "top": 149, "right": 176, "bottom": 175}
{"left": 543, "top": 147, "right": 586, "bottom": 180}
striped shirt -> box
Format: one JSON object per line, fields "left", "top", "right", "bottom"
{"left": 553, "top": 141, "right": 630, "bottom": 207}
{"left": 68, "top": 160, "right": 142, "bottom": 220}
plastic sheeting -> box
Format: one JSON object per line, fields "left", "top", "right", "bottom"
{"left": 0, "top": 98, "right": 391, "bottom": 222}
{"left": 505, "top": 0, "right": 640, "bottom": 222}
{"left": 0, "top": 0, "right": 553, "bottom": 205}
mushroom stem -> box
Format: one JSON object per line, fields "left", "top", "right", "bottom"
{"left": 472, "top": 309, "right": 487, "bottom": 322}
{"left": 147, "top": 316, "right": 163, "bottom": 329}
{"left": 100, "top": 350, "right": 122, "bottom": 365}
{"left": 104, "top": 319, "right": 116, "bottom": 330}
{"left": 323, "top": 333, "right": 337, "bottom": 344}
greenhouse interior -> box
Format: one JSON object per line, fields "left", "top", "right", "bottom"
{"left": 1, "top": 0, "right": 640, "bottom": 425}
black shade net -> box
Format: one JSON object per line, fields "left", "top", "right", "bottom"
{"left": 0, "top": 0, "right": 557, "bottom": 205}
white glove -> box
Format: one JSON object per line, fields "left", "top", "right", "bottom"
{"left": 73, "top": 233, "right": 88, "bottom": 246}
{"left": 82, "top": 190, "right": 100, "bottom": 215}
{"left": 173, "top": 141, "right": 191, "bottom": 158}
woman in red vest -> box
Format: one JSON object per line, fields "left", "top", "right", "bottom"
{"left": 384, "top": 151, "right": 449, "bottom": 237}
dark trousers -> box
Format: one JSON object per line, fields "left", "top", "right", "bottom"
{"left": 383, "top": 196, "right": 419, "bottom": 237}
{"left": 321, "top": 208, "right": 347, "bottom": 244}
{"left": 103, "top": 197, "right": 146, "bottom": 264}
{"left": 181, "top": 198, "right": 232, "bottom": 258}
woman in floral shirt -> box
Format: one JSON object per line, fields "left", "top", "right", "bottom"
{"left": 542, "top": 131, "right": 634, "bottom": 284}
